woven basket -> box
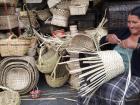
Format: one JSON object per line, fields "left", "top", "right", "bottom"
{"left": 0, "top": 15, "right": 18, "bottom": 30}
{"left": 69, "top": 4, "right": 89, "bottom": 15}
{"left": 69, "top": 50, "right": 125, "bottom": 97}
{"left": 0, "top": 6, "right": 15, "bottom": 15}
{"left": 0, "top": 85, "right": 20, "bottom": 105}
{"left": 45, "top": 63, "right": 69, "bottom": 88}
{"left": 36, "top": 9, "right": 52, "bottom": 21}
{"left": 0, "top": 0, "right": 17, "bottom": 5}
{"left": 51, "top": 8, "right": 70, "bottom": 27}
{"left": 36, "top": 46, "right": 59, "bottom": 74}
{"left": 0, "top": 56, "right": 39, "bottom": 95}
{"left": 67, "top": 34, "right": 96, "bottom": 52}
{"left": 0, "top": 34, "right": 32, "bottom": 57}
{"left": 47, "top": 0, "right": 62, "bottom": 8}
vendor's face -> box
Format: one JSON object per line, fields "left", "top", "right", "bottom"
{"left": 127, "top": 15, "right": 140, "bottom": 35}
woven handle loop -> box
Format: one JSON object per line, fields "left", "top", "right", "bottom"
{"left": 0, "top": 85, "right": 13, "bottom": 92}
{"left": 8, "top": 34, "right": 17, "bottom": 40}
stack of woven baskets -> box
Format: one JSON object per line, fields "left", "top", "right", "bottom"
{"left": 0, "top": 0, "right": 18, "bottom": 30}
{"left": 0, "top": 56, "right": 39, "bottom": 95}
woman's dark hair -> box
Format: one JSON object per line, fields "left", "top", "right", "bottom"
{"left": 129, "top": 6, "right": 140, "bottom": 18}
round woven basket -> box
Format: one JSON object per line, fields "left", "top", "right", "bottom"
{"left": 0, "top": 56, "right": 39, "bottom": 95}
{"left": 67, "top": 34, "right": 96, "bottom": 52}
{"left": 0, "top": 85, "right": 20, "bottom": 105}
{"left": 45, "top": 64, "right": 69, "bottom": 88}
{"left": 36, "top": 46, "right": 59, "bottom": 74}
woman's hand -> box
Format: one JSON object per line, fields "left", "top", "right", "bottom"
{"left": 106, "top": 34, "right": 121, "bottom": 44}
{"left": 120, "top": 39, "right": 137, "bottom": 49}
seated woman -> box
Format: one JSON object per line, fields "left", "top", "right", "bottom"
{"left": 78, "top": 6, "right": 140, "bottom": 105}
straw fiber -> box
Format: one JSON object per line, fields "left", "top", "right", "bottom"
{"left": 0, "top": 85, "right": 20, "bottom": 105}
{"left": 0, "top": 56, "right": 39, "bottom": 95}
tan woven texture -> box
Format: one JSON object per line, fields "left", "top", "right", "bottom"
{"left": 67, "top": 34, "right": 96, "bottom": 52}
{"left": 45, "top": 64, "right": 69, "bottom": 88}
{"left": 0, "top": 35, "right": 34, "bottom": 57}
{"left": 0, "top": 85, "right": 20, "bottom": 105}
{"left": 36, "top": 46, "right": 59, "bottom": 74}
{"left": 0, "top": 15, "right": 18, "bottom": 30}
{"left": 51, "top": 8, "right": 70, "bottom": 27}
{"left": 0, "top": 56, "right": 39, "bottom": 95}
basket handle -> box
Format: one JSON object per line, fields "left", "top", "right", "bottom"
{"left": 0, "top": 85, "right": 14, "bottom": 92}
{"left": 50, "top": 56, "right": 61, "bottom": 79}
{"left": 8, "top": 33, "right": 17, "bottom": 40}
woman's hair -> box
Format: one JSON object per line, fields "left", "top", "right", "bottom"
{"left": 129, "top": 6, "right": 140, "bottom": 18}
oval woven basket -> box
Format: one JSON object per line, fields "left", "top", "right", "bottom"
{"left": 0, "top": 85, "right": 20, "bottom": 105}
{"left": 36, "top": 46, "right": 59, "bottom": 74}
{"left": 45, "top": 64, "right": 69, "bottom": 88}
{"left": 0, "top": 56, "right": 39, "bottom": 95}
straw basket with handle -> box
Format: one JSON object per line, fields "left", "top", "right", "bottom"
{"left": 0, "top": 34, "right": 33, "bottom": 57}
{"left": 36, "top": 46, "right": 59, "bottom": 74}
{"left": 0, "top": 85, "right": 20, "bottom": 105}
{"left": 45, "top": 57, "right": 69, "bottom": 88}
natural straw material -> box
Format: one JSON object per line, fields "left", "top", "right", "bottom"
{"left": 0, "top": 34, "right": 32, "bottom": 57}
{"left": 0, "top": 85, "right": 20, "bottom": 105}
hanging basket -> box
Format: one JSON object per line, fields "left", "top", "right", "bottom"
{"left": 0, "top": 85, "right": 20, "bottom": 105}
{"left": 45, "top": 62, "right": 69, "bottom": 88}
{"left": 0, "top": 34, "right": 33, "bottom": 57}
{"left": 36, "top": 46, "right": 59, "bottom": 74}
{"left": 51, "top": 8, "right": 70, "bottom": 27}
{"left": 0, "top": 15, "right": 18, "bottom": 30}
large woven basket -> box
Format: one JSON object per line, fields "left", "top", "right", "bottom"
{"left": 36, "top": 46, "right": 59, "bottom": 74}
{"left": 0, "top": 85, "right": 20, "bottom": 105}
{"left": 68, "top": 50, "right": 125, "bottom": 97}
{"left": 0, "top": 56, "right": 39, "bottom": 95}
{"left": 51, "top": 8, "right": 70, "bottom": 27}
{"left": 0, "top": 34, "right": 33, "bottom": 57}
{"left": 45, "top": 63, "right": 69, "bottom": 88}
{"left": 0, "top": 15, "right": 18, "bottom": 30}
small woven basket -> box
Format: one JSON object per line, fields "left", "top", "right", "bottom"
{"left": 51, "top": 8, "right": 70, "bottom": 27}
{"left": 45, "top": 62, "right": 69, "bottom": 88}
{"left": 47, "top": 0, "right": 62, "bottom": 8}
{"left": 0, "top": 85, "right": 20, "bottom": 105}
{"left": 0, "top": 15, "right": 18, "bottom": 30}
{"left": 36, "top": 46, "right": 59, "bottom": 74}
{"left": 0, "top": 34, "right": 32, "bottom": 57}
{"left": 69, "top": 4, "right": 88, "bottom": 15}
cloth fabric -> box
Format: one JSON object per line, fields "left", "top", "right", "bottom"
{"left": 78, "top": 74, "right": 140, "bottom": 105}
{"left": 113, "top": 45, "right": 133, "bottom": 72}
